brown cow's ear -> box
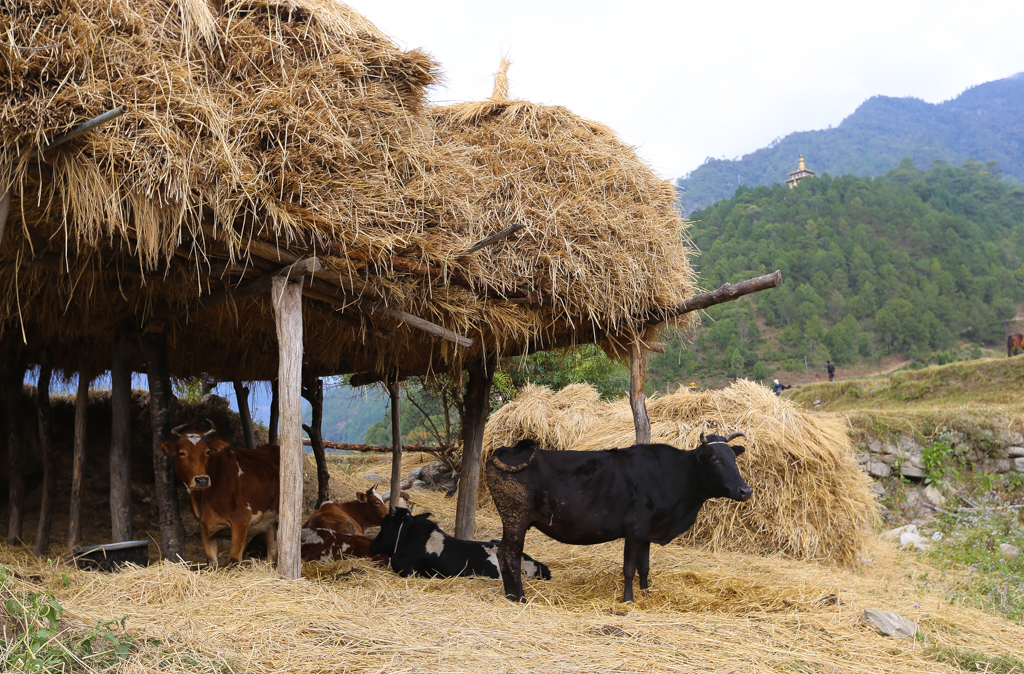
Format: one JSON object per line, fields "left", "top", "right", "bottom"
{"left": 208, "top": 438, "right": 230, "bottom": 452}
{"left": 357, "top": 490, "right": 368, "bottom": 503}
{"left": 160, "top": 439, "right": 178, "bottom": 456}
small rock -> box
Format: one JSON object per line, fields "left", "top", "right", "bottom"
{"left": 993, "top": 458, "right": 1013, "bottom": 474}
{"left": 856, "top": 451, "right": 871, "bottom": 465}
{"left": 1014, "top": 457, "right": 1024, "bottom": 473}
{"left": 1000, "top": 543, "right": 1020, "bottom": 559}
{"left": 900, "top": 532, "right": 930, "bottom": 551}
{"left": 900, "top": 464, "right": 926, "bottom": 479}
{"left": 869, "top": 440, "right": 883, "bottom": 453}
{"left": 923, "top": 485, "right": 945, "bottom": 507}
{"left": 870, "top": 483, "right": 886, "bottom": 497}
{"left": 407, "top": 467, "right": 425, "bottom": 481}
{"left": 363, "top": 473, "right": 386, "bottom": 484}
{"left": 868, "top": 460, "right": 891, "bottom": 478}
{"left": 931, "top": 532, "right": 944, "bottom": 542}
{"left": 861, "top": 609, "right": 917, "bottom": 640}
{"left": 1007, "top": 446, "right": 1024, "bottom": 459}
{"left": 411, "top": 479, "right": 428, "bottom": 490}
{"left": 882, "top": 524, "right": 919, "bottom": 541}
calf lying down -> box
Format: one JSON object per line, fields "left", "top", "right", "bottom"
{"left": 301, "top": 528, "right": 389, "bottom": 566}
{"left": 369, "top": 508, "right": 551, "bottom": 580}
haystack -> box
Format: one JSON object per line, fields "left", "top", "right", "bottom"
{"left": 482, "top": 380, "right": 878, "bottom": 565}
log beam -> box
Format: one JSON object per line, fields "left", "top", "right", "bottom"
{"left": 272, "top": 275, "right": 304, "bottom": 579}
{"left": 233, "top": 381, "right": 256, "bottom": 450}
{"left": 144, "top": 331, "right": 186, "bottom": 561}
{"left": 67, "top": 349, "right": 91, "bottom": 552}
{"left": 109, "top": 331, "right": 133, "bottom": 542}
{"left": 33, "top": 363, "right": 55, "bottom": 556}
{"left": 654, "top": 270, "right": 783, "bottom": 324}
{"left": 387, "top": 379, "right": 403, "bottom": 509}
{"left": 4, "top": 349, "right": 25, "bottom": 546}
{"left": 300, "top": 439, "right": 437, "bottom": 453}
{"left": 454, "top": 358, "right": 494, "bottom": 540}
{"left": 629, "top": 342, "right": 651, "bottom": 445}
{"left": 269, "top": 378, "right": 279, "bottom": 447}
{"left": 301, "top": 373, "right": 330, "bottom": 508}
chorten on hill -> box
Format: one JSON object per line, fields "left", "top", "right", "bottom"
{"left": 785, "top": 154, "right": 816, "bottom": 188}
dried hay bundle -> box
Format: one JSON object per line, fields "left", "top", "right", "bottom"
{"left": 483, "top": 379, "right": 878, "bottom": 565}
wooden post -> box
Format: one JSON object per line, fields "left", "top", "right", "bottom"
{"left": 0, "top": 190, "right": 10, "bottom": 247}
{"left": 454, "top": 358, "right": 494, "bottom": 540}
{"left": 5, "top": 350, "right": 24, "bottom": 546}
{"left": 109, "top": 331, "right": 133, "bottom": 542}
{"left": 67, "top": 349, "right": 92, "bottom": 551}
{"left": 233, "top": 380, "right": 256, "bottom": 450}
{"left": 387, "top": 379, "right": 403, "bottom": 508}
{"left": 629, "top": 342, "right": 651, "bottom": 445}
{"left": 301, "top": 372, "right": 330, "bottom": 508}
{"left": 269, "top": 378, "right": 279, "bottom": 446}
{"left": 143, "top": 331, "right": 186, "bottom": 561}
{"left": 272, "top": 275, "right": 304, "bottom": 580}
{"left": 33, "top": 363, "right": 55, "bottom": 557}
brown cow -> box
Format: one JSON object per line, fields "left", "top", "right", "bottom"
{"left": 161, "top": 421, "right": 280, "bottom": 567}
{"left": 301, "top": 528, "right": 389, "bottom": 566}
{"left": 303, "top": 485, "right": 388, "bottom": 535}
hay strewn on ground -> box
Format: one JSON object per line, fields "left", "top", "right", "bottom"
{"left": 1, "top": 459, "right": 1022, "bottom": 673}
{"left": 482, "top": 380, "right": 878, "bottom": 565}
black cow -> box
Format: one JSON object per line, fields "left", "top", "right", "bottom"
{"left": 368, "top": 508, "right": 551, "bottom": 581}
{"left": 486, "top": 433, "right": 752, "bottom": 603}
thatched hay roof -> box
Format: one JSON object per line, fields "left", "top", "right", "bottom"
{"left": 0, "top": 6, "right": 694, "bottom": 380}
{"left": 482, "top": 380, "right": 878, "bottom": 565}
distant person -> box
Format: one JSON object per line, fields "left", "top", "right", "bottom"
{"left": 772, "top": 379, "right": 790, "bottom": 396}
{"left": 826, "top": 360, "right": 836, "bottom": 382}
{"left": 688, "top": 382, "right": 698, "bottom": 393}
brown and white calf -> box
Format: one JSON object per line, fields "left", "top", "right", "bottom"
{"left": 300, "top": 528, "right": 389, "bottom": 566}
{"left": 302, "top": 485, "right": 388, "bottom": 535}
{"left": 161, "top": 421, "right": 280, "bottom": 567}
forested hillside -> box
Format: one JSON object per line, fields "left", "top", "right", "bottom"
{"left": 676, "top": 72, "right": 1024, "bottom": 214}
{"left": 648, "top": 159, "right": 1024, "bottom": 389}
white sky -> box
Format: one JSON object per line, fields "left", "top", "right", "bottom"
{"left": 359, "top": 1, "right": 1024, "bottom": 180}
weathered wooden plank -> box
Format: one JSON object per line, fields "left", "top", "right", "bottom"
{"left": 629, "top": 342, "right": 651, "bottom": 445}
{"left": 272, "top": 275, "right": 304, "bottom": 580}
{"left": 110, "top": 331, "right": 133, "bottom": 542}
{"left": 454, "top": 358, "right": 494, "bottom": 540}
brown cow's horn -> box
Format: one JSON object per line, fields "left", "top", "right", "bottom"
{"left": 724, "top": 431, "right": 747, "bottom": 442}
{"left": 201, "top": 419, "right": 217, "bottom": 436}
{"left": 171, "top": 423, "right": 189, "bottom": 437}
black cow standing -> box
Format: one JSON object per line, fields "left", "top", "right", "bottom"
{"left": 486, "top": 433, "right": 752, "bottom": 603}
{"left": 368, "top": 508, "right": 551, "bottom": 581}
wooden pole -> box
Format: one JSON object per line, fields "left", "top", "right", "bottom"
{"left": 5, "top": 350, "right": 24, "bottom": 546}
{"left": 269, "top": 378, "right": 279, "bottom": 446}
{"left": 233, "top": 380, "right": 256, "bottom": 450}
{"left": 629, "top": 342, "right": 651, "bottom": 445}
{"left": 301, "top": 373, "right": 330, "bottom": 508}
{"left": 33, "top": 363, "right": 55, "bottom": 556}
{"left": 454, "top": 358, "right": 494, "bottom": 540}
{"left": 0, "top": 189, "right": 10, "bottom": 247}
{"left": 109, "top": 331, "right": 133, "bottom": 542}
{"left": 272, "top": 275, "right": 304, "bottom": 580}
{"left": 387, "top": 379, "right": 403, "bottom": 509}
{"left": 656, "top": 271, "right": 783, "bottom": 324}
{"left": 143, "top": 331, "right": 186, "bottom": 561}
{"left": 67, "top": 349, "right": 91, "bottom": 551}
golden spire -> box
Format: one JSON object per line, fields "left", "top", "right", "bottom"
{"left": 798, "top": 155, "right": 806, "bottom": 171}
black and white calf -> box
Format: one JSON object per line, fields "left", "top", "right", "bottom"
{"left": 368, "top": 508, "right": 551, "bottom": 580}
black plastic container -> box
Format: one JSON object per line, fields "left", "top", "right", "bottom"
{"left": 72, "top": 540, "right": 150, "bottom": 572}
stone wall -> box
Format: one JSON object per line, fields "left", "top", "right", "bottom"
{"left": 855, "top": 427, "right": 1024, "bottom": 481}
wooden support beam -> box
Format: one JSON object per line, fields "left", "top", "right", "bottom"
{"left": 301, "top": 372, "right": 330, "bottom": 508}
{"left": 303, "top": 281, "right": 473, "bottom": 348}
{"left": 456, "top": 223, "right": 525, "bottom": 259}
{"left": 67, "top": 349, "right": 91, "bottom": 552}
{"left": 0, "top": 189, "right": 10, "bottom": 247}
{"left": 233, "top": 381, "right": 256, "bottom": 450}
{"left": 629, "top": 342, "right": 651, "bottom": 445}
{"left": 144, "top": 331, "right": 186, "bottom": 562}
{"left": 42, "top": 105, "right": 129, "bottom": 152}
{"left": 109, "top": 331, "right": 133, "bottom": 542}
{"left": 387, "top": 379, "right": 403, "bottom": 509}
{"left": 272, "top": 275, "right": 304, "bottom": 580}
{"left": 302, "top": 289, "right": 395, "bottom": 340}
{"left": 654, "top": 270, "right": 783, "bottom": 324}
{"left": 33, "top": 363, "right": 55, "bottom": 557}
{"left": 5, "top": 350, "right": 25, "bottom": 546}
{"left": 454, "top": 358, "right": 494, "bottom": 540}
{"left": 300, "top": 438, "right": 437, "bottom": 453}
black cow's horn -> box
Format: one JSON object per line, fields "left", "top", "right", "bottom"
{"left": 201, "top": 419, "right": 217, "bottom": 436}
{"left": 724, "top": 431, "right": 747, "bottom": 442}
{"left": 171, "top": 423, "right": 189, "bottom": 437}
{"left": 699, "top": 432, "right": 707, "bottom": 445}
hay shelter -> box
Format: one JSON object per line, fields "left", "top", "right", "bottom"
{"left": 0, "top": 3, "right": 778, "bottom": 574}
{"left": 482, "top": 380, "right": 878, "bottom": 566}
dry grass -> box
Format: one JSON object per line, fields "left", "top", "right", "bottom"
{"left": 0, "top": 7, "right": 693, "bottom": 380}
{"left": 482, "top": 380, "right": 879, "bottom": 566}
{"left": 2, "top": 457, "right": 1023, "bottom": 673}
